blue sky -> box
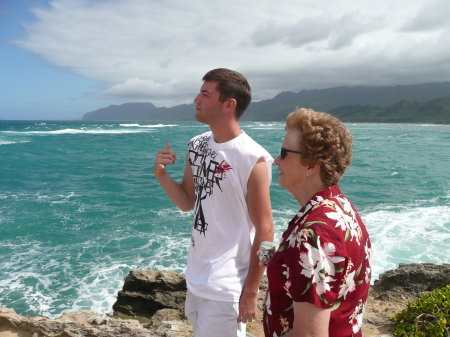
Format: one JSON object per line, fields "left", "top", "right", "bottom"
{"left": 0, "top": 0, "right": 118, "bottom": 120}
{"left": 1, "top": 0, "right": 450, "bottom": 120}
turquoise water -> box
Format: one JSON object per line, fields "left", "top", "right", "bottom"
{"left": 1, "top": 121, "right": 449, "bottom": 317}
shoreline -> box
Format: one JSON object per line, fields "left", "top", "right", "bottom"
{"left": 2, "top": 263, "right": 450, "bottom": 337}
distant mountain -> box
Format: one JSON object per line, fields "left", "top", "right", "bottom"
{"left": 242, "top": 82, "right": 450, "bottom": 121}
{"left": 81, "top": 82, "right": 450, "bottom": 123}
{"left": 82, "top": 102, "right": 195, "bottom": 121}
{"left": 328, "top": 95, "right": 450, "bottom": 123}
{"left": 82, "top": 102, "right": 157, "bottom": 121}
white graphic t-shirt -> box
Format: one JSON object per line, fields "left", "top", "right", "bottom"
{"left": 185, "top": 131, "right": 273, "bottom": 302}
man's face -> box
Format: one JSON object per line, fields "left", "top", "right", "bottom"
{"left": 193, "top": 81, "right": 223, "bottom": 125}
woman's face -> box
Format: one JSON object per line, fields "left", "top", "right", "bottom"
{"left": 274, "top": 129, "right": 309, "bottom": 194}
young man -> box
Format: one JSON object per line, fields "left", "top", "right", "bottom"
{"left": 154, "top": 68, "right": 274, "bottom": 337}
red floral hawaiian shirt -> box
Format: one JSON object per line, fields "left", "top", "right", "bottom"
{"left": 263, "top": 185, "right": 372, "bottom": 337}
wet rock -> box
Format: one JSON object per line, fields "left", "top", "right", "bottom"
{"left": 112, "top": 269, "right": 187, "bottom": 320}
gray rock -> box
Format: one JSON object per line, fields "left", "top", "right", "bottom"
{"left": 0, "top": 308, "right": 156, "bottom": 336}
{"left": 371, "top": 263, "right": 450, "bottom": 301}
{"left": 3, "top": 263, "right": 450, "bottom": 337}
{"left": 113, "top": 270, "right": 187, "bottom": 320}
{"left": 151, "top": 309, "right": 186, "bottom": 328}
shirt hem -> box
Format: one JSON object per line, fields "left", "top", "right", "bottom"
{"left": 187, "top": 286, "right": 240, "bottom": 303}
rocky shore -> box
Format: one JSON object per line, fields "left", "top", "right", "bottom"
{"left": 1, "top": 263, "right": 449, "bottom": 337}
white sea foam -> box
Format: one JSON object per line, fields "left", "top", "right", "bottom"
{"left": 50, "top": 192, "right": 77, "bottom": 204}
{"left": 362, "top": 203, "right": 450, "bottom": 282}
{"left": 0, "top": 209, "right": 192, "bottom": 318}
{"left": 0, "top": 139, "right": 31, "bottom": 145}
{"left": 120, "top": 124, "right": 178, "bottom": 128}
{"left": 154, "top": 207, "right": 193, "bottom": 218}
{"left": 1, "top": 128, "right": 149, "bottom": 135}
{"left": 251, "top": 128, "right": 283, "bottom": 130}
{"left": 3, "top": 202, "right": 448, "bottom": 317}
{"left": 141, "top": 124, "right": 178, "bottom": 127}
{"left": 0, "top": 140, "right": 16, "bottom": 145}
{"left": 270, "top": 201, "right": 450, "bottom": 284}
{"left": 46, "top": 128, "right": 148, "bottom": 134}
{"left": 244, "top": 122, "right": 284, "bottom": 130}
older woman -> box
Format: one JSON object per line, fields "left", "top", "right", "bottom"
{"left": 263, "top": 108, "right": 372, "bottom": 337}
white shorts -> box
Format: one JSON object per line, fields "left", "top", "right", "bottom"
{"left": 185, "top": 290, "right": 246, "bottom": 337}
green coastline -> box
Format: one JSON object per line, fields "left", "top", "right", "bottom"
{"left": 81, "top": 82, "right": 450, "bottom": 124}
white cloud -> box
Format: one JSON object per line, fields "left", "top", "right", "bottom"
{"left": 251, "top": 18, "right": 334, "bottom": 48}
{"left": 13, "top": 0, "right": 450, "bottom": 107}
{"left": 401, "top": 0, "right": 450, "bottom": 32}
{"left": 99, "top": 77, "right": 178, "bottom": 100}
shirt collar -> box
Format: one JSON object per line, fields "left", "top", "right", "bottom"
{"left": 290, "top": 185, "right": 342, "bottom": 226}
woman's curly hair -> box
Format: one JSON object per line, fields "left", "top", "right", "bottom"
{"left": 286, "top": 108, "right": 353, "bottom": 187}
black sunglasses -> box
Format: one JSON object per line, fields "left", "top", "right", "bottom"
{"left": 280, "top": 147, "right": 303, "bottom": 160}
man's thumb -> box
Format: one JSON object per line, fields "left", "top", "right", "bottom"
{"left": 165, "top": 142, "right": 171, "bottom": 150}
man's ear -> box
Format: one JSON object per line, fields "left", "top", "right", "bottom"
{"left": 223, "top": 98, "right": 237, "bottom": 113}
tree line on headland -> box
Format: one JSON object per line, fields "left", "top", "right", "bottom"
{"left": 82, "top": 82, "right": 450, "bottom": 124}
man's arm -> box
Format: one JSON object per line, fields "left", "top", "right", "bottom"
{"left": 154, "top": 142, "right": 195, "bottom": 212}
{"left": 238, "top": 157, "right": 274, "bottom": 323}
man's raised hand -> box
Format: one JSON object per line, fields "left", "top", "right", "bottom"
{"left": 154, "top": 142, "right": 178, "bottom": 177}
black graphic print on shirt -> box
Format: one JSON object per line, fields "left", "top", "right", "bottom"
{"left": 188, "top": 135, "right": 232, "bottom": 248}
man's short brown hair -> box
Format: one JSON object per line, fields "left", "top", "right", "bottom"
{"left": 202, "top": 68, "right": 251, "bottom": 119}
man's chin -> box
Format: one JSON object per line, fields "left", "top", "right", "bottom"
{"left": 194, "top": 114, "right": 206, "bottom": 124}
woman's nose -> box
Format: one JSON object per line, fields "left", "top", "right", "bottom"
{"left": 274, "top": 155, "right": 281, "bottom": 165}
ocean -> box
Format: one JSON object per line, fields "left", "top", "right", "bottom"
{"left": 1, "top": 120, "right": 449, "bottom": 318}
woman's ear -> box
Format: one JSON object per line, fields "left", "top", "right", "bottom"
{"left": 307, "top": 163, "right": 321, "bottom": 176}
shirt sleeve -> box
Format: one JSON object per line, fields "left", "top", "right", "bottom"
{"left": 286, "top": 206, "right": 349, "bottom": 309}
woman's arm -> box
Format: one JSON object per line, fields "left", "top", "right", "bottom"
{"left": 283, "top": 301, "right": 331, "bottom": 337}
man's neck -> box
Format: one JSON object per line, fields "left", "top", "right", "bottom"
{"left": 209, "top": 119, "right": 242, "bottom": 143}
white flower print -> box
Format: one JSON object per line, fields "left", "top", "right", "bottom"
{"left": 283, "top": 280, "right": 292, "bottom": 298}
{"left": 297, "top": 196, "right": 324, "bottom": 218}
{"left": 325, "top": 197, "right": 361, "bottom": 244}
{"left": 299, "top": 251, "right": 316, "bottom": 279}
{"left": 325, "top": 207, "right": 352, "bottom": 231}
{"left": 302, "top": 238, "right": 344, "bottom": 276}
{"left": 338, "top": 270, "right": 356, "bottom": 299}
{"left": 282, "top": 264, "right": 290, "bottom": 279}
{"left": 352, "top": 312, "right": 364, "bottom": 334}
{"left": 365, "top": 240, "right": 372, "bottom": 267}
{"left": 286, "top": 225, "right": 300, "bottom": 248}
{"left": 265, "top": 291, "right": 272, "bottom": 315}
{"left": 291, "top": 230, "right": 307, "bottom": 248}
{"left": 299, "top": 237, "right": 343, "bottom": 296}
{"left": 312, "top": 267, "right": 336, "bottom": 295}
{"left": 365, "top": 267, "right": 371, "bottom": 284}
{"left": 321, "top": 241, "right": 345, "bottom": 275}
{"left": 350, "top": 300, "right": 365, "bottom": 334}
